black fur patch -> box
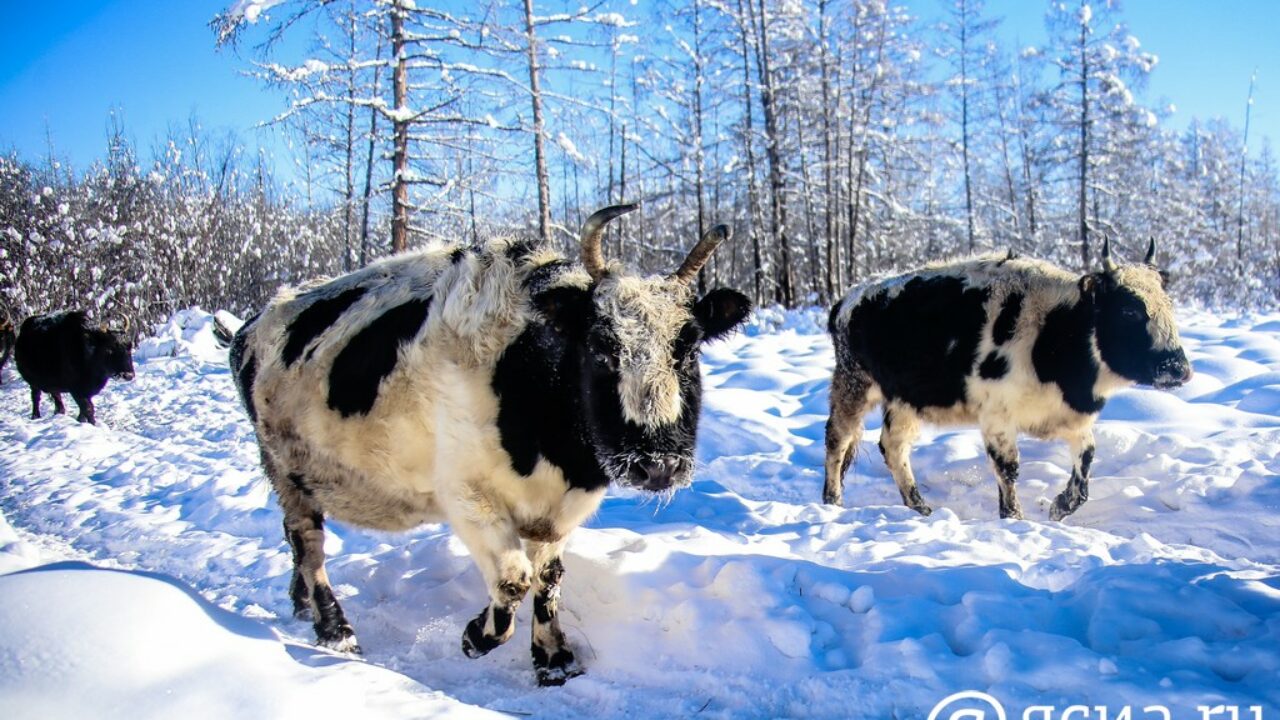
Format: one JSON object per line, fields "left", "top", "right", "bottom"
{"left": 978, "top": 352, "right": 1008, "bottom": 380}
{"left": 992, "top": 292, "right": 1023, "bottom": 345}
{"left": 1093, "top": 282, "right": 1161, "bottom": 384}
{"left": 1032, "top": 302, "right": 1105, "bottom": 415}
{"left": 311, "top": 582, "right": 356, "bottom": 647}
{"left": 844, "top": 276, "right": 989, "bottom": 410}
{"left": 283, "top": 287, "right": 368, "bottom": 367}
{"left": 985, "top": 445, "right": 1018, "bottom": 480}
{"left": 1079, "top": 447, "right": 1095, "bottom": 476}
{"left": 238, "top": 353, "right": 258, "bottom": 421}
{"left": 449, "top": 247, "right": 467, "bottom": 264}
{"left": 288, "top": 472, "right": 314, "bottom": 497}
{"left": 492, "top": 324, "right": 612, "bottom": 492}
{"left": 327, "top": 297, "right": 432, "bottom": 417}
{"left": 533, "top": 592, "right": 556, "bottom": 624}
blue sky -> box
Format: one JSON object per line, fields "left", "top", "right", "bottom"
{"left": 1, "top": 1, "right": 1277, "bottom": 175}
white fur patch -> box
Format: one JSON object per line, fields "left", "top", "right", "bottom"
{"left": 594, "top": 275, "right": 695, "bottom": 429}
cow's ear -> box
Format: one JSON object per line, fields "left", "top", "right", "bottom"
{"left": 1079, "top": 272, "right": 1111, "bottom": 297}
{"left": 695, "top": 288, "right": 752, "bottom": 342}
{"left": 532, "top": 286, "right": 591, "bottom": 338}
{"left": 1158, "top": 269, "right": 1171, "bottom": 288}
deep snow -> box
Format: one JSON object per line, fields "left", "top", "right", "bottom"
{"left": 1, "top": 308, "right": 1277, "bottom": 719}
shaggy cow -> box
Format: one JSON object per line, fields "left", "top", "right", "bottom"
{"left": 231, "top": 205, "right": 750, "bottom": 685}
{"left": 823, "top": 238, "right": 1191, "bottom": 521}
{"left": 15, "top": 311, "right": 136, "bottom": 424}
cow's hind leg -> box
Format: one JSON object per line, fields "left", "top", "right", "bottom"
{"left": 1050, "top": 431, "right": 1095, "bottom": 521}
{"left": 980, "top": 422, "right": 1023, "bottom": 519}
{"left": 824, "top": 366, "right": 877, "bottom": 505}
{"left": 879, "top": 403, "right": 931, "bottom": 516}
{"left": 29, "top": 387, "right": 41, "bottom": 419}
{"left": 527, "top": 540, "right": 583, "bottom": 686}
{"left": 268, "top": 460, "right": 360, "bottom": 653}
{"left": 453, "top": 510, "right": 531, "bottom": 659}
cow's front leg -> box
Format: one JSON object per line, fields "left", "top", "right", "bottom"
{"left": 526, "top": 540, "right": 583, "bottom": 686}
{"left": 72, "top": 394, "right": 95, "bottom": 424}
{"left": 51, "top": 392, "right": 66, "bottom": 415}
{"left": 980, "top": 422, "right": 1023, "bottom": 519}
{"left": 1051, "top": 431, "right": 1095, "bottom": 521}
{"left": 452, "top": 514, "right": 532, "bottom": 659}
{"left": 29, "top": 387, "right": 42, "bottom": 419}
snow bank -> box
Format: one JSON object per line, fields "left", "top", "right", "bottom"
{"left": 0, "top": 559, "right": 499, "bottom": 719}
{"left": 1, "top": 307, "right": 1278, "bottom": 717}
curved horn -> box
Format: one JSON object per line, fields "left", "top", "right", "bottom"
{"left": 670, "top": 224, "right": 731, "bottom": 284}
{"left": 1144, "top": 236, "right": 1157, "bottom": 265}
{"left": 121, "top": 315, "right": 131, "bottom": 334}
{"left": 580, "top": 203, "right": 640, "bottom": 280}
{"left": 1101, "top": 235, "right": 1118, "bottom": 273}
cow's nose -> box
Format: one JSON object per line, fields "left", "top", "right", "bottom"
{"left": 1154, "top": 353, "right": 1191, "bottom": 387}
{"left": 121, "top": 371, "right": 135, "bottom": 381}
{"left": 627, "top": 456, "right": 682, "bottom": 492}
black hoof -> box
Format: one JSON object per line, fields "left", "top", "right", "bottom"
{"left": 822, "top": 491, "right": 842, "bottom": 506}
{"left": 317, "top": 627, "right": 362, "bottom": 655}
{"left": 461, "top": 611, "right": 502, "bottom": 659}
{"left": 534, "top": 646, "right": 583, "bottom": 687}
{"left": 1049, "top": 497, "right": 1076, "bottom": 521}
{"left": 911, "top": 503, "right": 933, "bottom": 517}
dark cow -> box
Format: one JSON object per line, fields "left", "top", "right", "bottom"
{"left": 231, "top": 205, "right": 751, "bottom": 685}
{"left": 0, "top": 314, "right": 15, "bottom": 384}
{"left": 15, "top": 311, "right": 136, "bottom": 424}
{"left": 824, "top": 238, "right": 1191, "bottom": 521}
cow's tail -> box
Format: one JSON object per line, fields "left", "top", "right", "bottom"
{"left": 228, "top": 312, "right": 261, "bottom": 422}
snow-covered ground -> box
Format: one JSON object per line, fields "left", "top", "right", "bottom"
{"left": 1, "top": 308, "right": 1277, "bottom": 719}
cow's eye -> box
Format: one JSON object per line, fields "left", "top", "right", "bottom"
{"left": 593, "top": 349, "right": 618, "bottom": 372}
{"left": 1122, "top": 306, "right": 1144, "bottom": 322}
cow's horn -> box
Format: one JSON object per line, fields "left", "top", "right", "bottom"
{"left": 671, "top": 224, "right": 731, "bottom": 284}
{"left": 581, "top": 203, "right": 640, "bottom": 281}
{"left": 1144, "top": 236, "right": 1157, "bottom": 265}
{"left": 1101, "top": 235, "right": 1118, "bottom": 273}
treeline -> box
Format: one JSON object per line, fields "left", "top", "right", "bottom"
{"left": 211, "top": 0, "right": 1278, "bottom": 308}
{"left": 1, "top": 0, "right": 1278, "bottom": 330}
{"left": 0, "top": 123, "right": 358, "bottom": 331}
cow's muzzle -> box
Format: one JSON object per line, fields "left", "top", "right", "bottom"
{"left": 1152, "top": 351, "right": 1191, "bottom": 389}
{"left": 624, "top": 455, "right": 690, "bottom": 493}
{"left": 119, "top": 371, "right": 136, "bottom": 382}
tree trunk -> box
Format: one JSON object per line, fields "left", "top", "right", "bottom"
{"left": 391, "top": 0, "right": 409, "bottom": 254}
{"left": 1077, "top": 15, "right": 1090, "bottom": 270}
{"left": 749, "top": 0, "right": 793, "bottom": 306}
{"left": 523, "top": 0, "right": 552, "bottom": 246}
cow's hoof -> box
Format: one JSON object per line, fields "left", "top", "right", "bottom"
{"left": 318, "top": 630, "right": 362, "bottom": 655}
{"left": 462, "top": 613, "right": 500, "bottom": 659}
{"left": 822, "top": 492, "right": 842, "bottom": 506}
{"left": 533, "top": 646, "right": 583, "bottom": 687}
{"left": 911, "top": 504, "right": 933, "bottom": 517}
{"left": 1049, "top": 499, "right": 1074, "bottom": 522}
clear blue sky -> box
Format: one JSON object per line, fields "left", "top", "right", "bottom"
{"left": 1, "top": 0, "right": 1277, "bottom": 175}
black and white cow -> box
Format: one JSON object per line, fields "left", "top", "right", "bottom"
{"left": 823, "top": 238, "right": 1191, "bottom": 521}
{"left": 15, "top": 311, "right": 135, "bottom": 424}
{"left": 230, "top": 205, "right": 751, "bottom": 685}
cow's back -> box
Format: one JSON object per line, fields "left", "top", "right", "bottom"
{"left": 832, "top": 254, "right": 1081, "bottom": 415}
{"left": 16, "top": 312, "right": 90, "bottom": 392}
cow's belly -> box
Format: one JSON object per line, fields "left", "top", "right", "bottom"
{"left": 964, "top": 376, "right": 1094, "bottom": 439}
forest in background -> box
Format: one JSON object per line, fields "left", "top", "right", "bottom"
{"left": 2, "top": 0, "right": 1277, "bottom": 333}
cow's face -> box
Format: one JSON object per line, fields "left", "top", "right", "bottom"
{"left": 91, "top": 329, "right": 136, "bottom": 382}
{"left": 1087, "top": 264, "right": 1191, "bottom": 389}
{"left": 536, "top": 277, "right": 751, "bottom": 493}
